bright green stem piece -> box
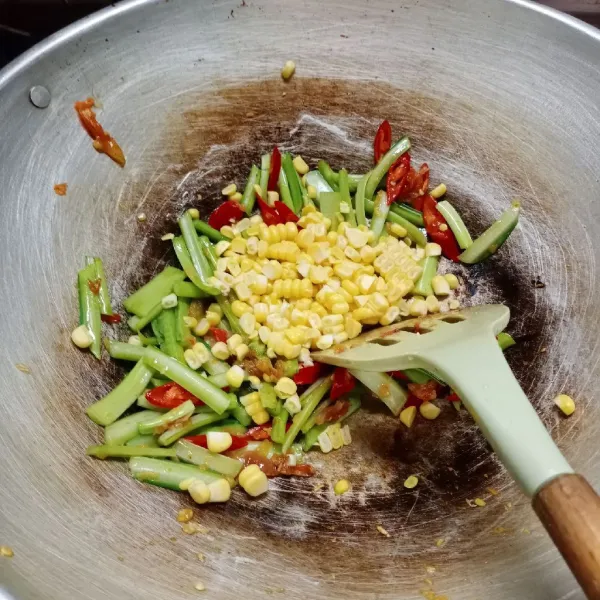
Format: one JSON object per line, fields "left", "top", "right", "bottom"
{"left": 78, "top": 263, "right": 102, "bottom": 359}
{"left": 87, "top": 445, "right": 176, "bottom": 459}
{"left": 241, "top": 164, "right": 260, "bottom": 213}
{"left": 105, "top": 410, "right": 158, "bottom": 446}
{"left": 143, "top": 347, "right": 231, "bottom": 414}
{"left": 281, "top": 153, "right": 303, "bottom": 214}
{"left": 259, "top": 154, "right": 271, "bottom": 197}
{"left": 338, "top": 169, "right": 356, "bottom": 226}
{"left": 364, "top": 198, "right": 426, "bottom": 246}
{"left": 354, "top": 172, "right": 370, "bottom": 227}
{"left": 156, "top": 308, "right": 185, "bottom": 363}
{"left": 436, "top": 200, "right": 473, "bottom": 249}
{"left": 173, "top": 281, "right": 209, "bottom": 299}
{"left": 138, "top": 400, "right": 196, "bottom": 435}
{"left": 305, "top": 170, "right": 334, "bottom": 198}
{"left": 231, "top": 405, "right": 252, "bottom": 427}
{"left": 88, "top": 257, "right": 113, "bottom": 315}
{"left": 277, "top": 164, "right": 294, "bottom": 211}
{"left": 126, "top": 434, "right": 159, "bottom": 448}
{"left": 158, "top": 411, "right": 229, "bottom": 446}
{"left": 128, "top": 302, "right": 163, "bottom": 333}
{"left": 317, "top": 160, "right": 339, "bottom": 191}
{"left": 193, "top": 218, "right": 228, "bottom": 243}
{"left": 281, "top": 376, "right": 333, "bottom": 453}
{"left": 349, "top": 370, "right": 407, "bottom": 416}
{"left": 413, "top": 256, "right": 439, "bottom": 297}
{"left": 369, "top": 190, "right": 391, "bottom": 243}
{"left": 271, "top": 409, "right": 289, "bottom": 444}
{"left": 217, "top": 295, "right": 244, "bottom": 338}
{"left": 459, "top": 202, "right": 520, "bottom": 264}
{"left": 175, "top": 440, "right": 243, "bottom": 477}
{"left": 129, "top": 457, "right": 224, "bottom": 490}
{"left": 497, "top": 332, "right": 516, "bottom": 351}
{"left": 365, "top": 136, "right": 411, "bottom": 199}
{"left": 389, "top": 203, "right": 424, "bottom": 227}
{"left": 106, "top": 340, "right": 146, "bottom": 362}
{"left": 123, "top": 266, "right": 185, "bottom": 317}
{"left": 86, "top": 360, "right": 155, "bottom": 426}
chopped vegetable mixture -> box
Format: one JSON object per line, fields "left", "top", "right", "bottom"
{"left": 76, "top": 122, "right": 521, "bottom": 506}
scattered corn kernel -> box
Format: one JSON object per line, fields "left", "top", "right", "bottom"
{"left": 474, "top": 498, "right": 487, "bottom": 507}
{"left": 177, "top": 508, "right": 194, "bottom": 523}
{"left": 432, "top": 275, "right": 451, "bottom": 296}
{"left": 404, "top": 475, "right": 419, "bottom": 489}
{"left": 207, "top": 431, "right": 232, "bottom": 453}
{"left": 0, "top": 546, "right": 14, "bottom": 558}
{"left": 206, "top": 310, "right": 221, "bottom": 326}
{"left": 281, "top": 60, "right": 296, "bottom": 80}
{"left": 239, "top": 464, "right": 269, "bottom": 497}
{"left": 293, "top": 156, "right": 310, "bottom": 175}
{"left": 194, "top": 581, "right": 206, "bottom": 591}
{"left": 239, "top": 313, "right": 257, "bottom": 335}
{"left": 420, "top": 402, "right": 441, "bottom": 420}
{"left": 137, "top": 212, "right": 147, "bottom": 222}
{"left": 444, "top": 273, "right": 460, "bottom": 290}
{"left": 207, "top": 479, "right": 231, "bottom": 502}
{"left": 71, "top": 325, "right": 93, "bottom": 349}
{"left": 192, "top": 342, "right": 211, "bottom": 365}
{"left": 184, "top": 349, "right": 203, "bottom": 370}
{"left": 554, "top": 394, "right": 576, "bottom": 416}
{"left": 188, "top": 480, "right": 210, "bottom": 504}
{"left": 227, "top": 334, "right": 243, "bottom": 352}
{"left": 275, "top": 377, "right": 297, "bottom": 398}
{"left": 389, "top": 223, "right": 408, "bottom": 238}
{"left": 425, "top": 243, "right": 442, "bottom": 257}
{"left": 161, "top": 293, "right": 178, "bottom": 309}
{"left": 221, "top": 183, "right": 237, "bottom": 196}
{"left": 161, "top": 233, "right": 175, "bottom": 241}
{"left": 307, "top": 185, "right": 317, "bottom": 199}
{"left": 211, "top": 341, "right": 229, "bottom": 360}
{"left": 400, "top": 406, "right": 417, "bottom": 428}
{"left": 226, "top": 365, "right": 245, "bottom": 388}
{"left": 229, "top": 192, "right": 243, "bottom": 203}
{"left": 334, "top": 479, "right": 350, "bottom": 495}
{"left": 284, "top": 394, "right": 301, "bottom": 415}
{"left": 430, "top": 183, "right": 447, "bottom": 198}
{"left": 234, "top": 343, "right": 250, "bottom": 360}
{"left": 187, "top": 208, "right": 200, "bottom": 220}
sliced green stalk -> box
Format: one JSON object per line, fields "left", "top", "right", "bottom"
{"left": 78, "top": 263, "right": 102, "bottom": 359}
{"left": 175, "top": 298, "right": 192, "bottom": 348}
{"left": 129, "top": 456, "right": 224, "bottom": 490}
{"left": 271, "top": 409, "right": 289, "bottom": 444}
{"left": 403, "top": 369, "right": 433, "bottom": 384}
{"left": 123, "top": 266, "right": 185, "bottom": 317}
{"left": 192, "top": 218, "right": 227, "bottom": 243}
{"left": 203, "top": 357, "right": 229, "bottom": 377}
{"left": 349, "top": 370, "right": 407, "bottom": 416}
{"left": 138, "top": 400, "right": 196, "bottom": 435}
{"left": 231, "top": 404, "right": 252, "bottom": 427}
{"left": 128, "top": 302, "right": 163, "bottom": 333}
{"left": 158, "top": 410, "right": 229, "bottom": 446}
{"left": 364, "top": 198, "right": 426, "bottom": 246}
{"left": 207, "top": 372, "right": 228, "bottom": 388}
{"left": 178, "top": 213, "right": 220, "bottom": 294}
{"left": 354, "top": 172, "right": 370, "bottom": 226}
{"left": 143, "top": 347, "right": 230, "bottom": 414}
{"left": 413, "top": 256, "right": 439, "bottom": 296}
{"left": 389, "top": 203, "right": 424, "bottom": 227}
{"left": 126, "top": 434, "right": 159, "bottom": 448}
{"left": 281, "top": 153, "right": 303, "bottom": 214}
{"left": 217, "top": 295, "right": 244, "bottom": 337}
{"left": 277, "top": 164, "right": 294, "bottom": 211}
{"left": 338, "top": 169, "right": 357, "bottom": 226}
{"left": 319, "top": 191, "right": 341, "bottom": 221}
{"left": 302, "top": 395, "right": 361, "bottom": 450}
{"left": 138, "top": 333, "right": 158, "bottom": 347}
{"left": 497, "top": 332, "right": 516, "bottom": 351}
{"left": 173, "top": 236, "right": 210, "bottom": 291}
{"left": 198, "top": 235, "right": 218, "bottom": 271}
{"left": 89, "top": 257, "right": 113, "bottom": 315}
{"left": 173, "top": 281, "right": 208, "bottom": 299}
{"left": 259, "top": 154, "right": 271, "bottom": 197}
{"left": 105, "top": 410, "right": 158, "bottom": 446}
{"left": 300, "top": 399, "right": 330, "bottom": 435}
{"left": 86, "top": 360, "right": 155, "bottom": 426}
{"left": 175, "top": 440, "right": 243, "bottom": 477}
{"left": 87, "top": 445, "right": 176, "bottom": 459}
{"left": 317, "top": 160, "right": 339, "bottom": 191}
{"left": 259, "top": 383, "right": 279, "bottom": 416}
{"left": 282, "top": 376, "right": 333, "bottom": 453}
{"left": 436, "top": 200, "right": 473, "bottom": 249}
{"left": 196, "top": 419, "right": 247, "bottom": 436}
{"left": 156, "top": 308, "right": 185, "bottom": 363}
{"left": 365, "top": 136, "right": 411, "bottom": 199}
{"left": 305, "top": 170, "right": 334, "bottom": 198}
{"left": 369, "top": 190, "right": 391, "bottom": 244}
{"left": 459, "top": 201, "right": 520, "bottom": 264}
{"left": 241, "top": 164, "right": 260, "bottom": 214}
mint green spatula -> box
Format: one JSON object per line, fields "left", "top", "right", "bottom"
{"left": 313, "top": 304, "right": 600, "bottom": 598}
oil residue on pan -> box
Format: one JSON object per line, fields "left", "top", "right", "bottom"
{"left": 63, "top": 78, "right": 575, "bottom": 589}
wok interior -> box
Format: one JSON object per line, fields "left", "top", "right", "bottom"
{"left": 1, "top": 1, "right": 600, "bottom": 599}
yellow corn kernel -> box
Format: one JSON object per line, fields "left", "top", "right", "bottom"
{"left": 310, "top": 302, "right": 328, "bottom": 317}
{"left": 408, "top": 298, "right": 428, "bottom": 317}
{"left": 344, "top": 246, "right": 361, "bottom": 262}
{"left": 379, "top": 306, "right": 400, "bottom": 326}
{"left": 449, "top": 298, "right": 460, "bottom": 310}
{"left": 554, "top": 394, "right": 576, "bottom": 416}
{"left": 253, "top": 302, "right": 268, "bottom": 323}
{"left": 426, "top": 295, "right": 440, "bottom": 313}
{"left": 266, "top": 190, "right": 279, "bottom": 206}
{"left": 474, "top": 498, "right": 486, "bottom": 507}
{"left": 341, "top": 280, "right": 360, "bottom": 296}
{"left": 334, "top": 479, "right": 350, "bottom": 496}
{"left": 229, "top": 237, "right": 246, "bottom": 254}
{"left": 307, "top": 185, "right": 317, "bottom": 199}
{"left": 252, "top": 409, "right": 270, "bottom": 425}
{"left": 284, "top": 327, "right": 306, "bottom": 345}
{"left": 239, "top": 464, "right": 269, "bottom": 496}
{"left": 302, "top": 204, "right": 317, "bottom": 215}
{"left": 352, "top": 307, "right": 376, "bottom": 321}
{"left": 357, "top": 274, "right": 377, "bottom": 294}
{"left": 444, "top": 273, "right": 460, "bottom": 290}
{"left": 235, "top": 344, "right": 250, "bottom": 361}
{"left": 400, "top": 406, "right": 417, "bottom": 428}
{"left": 420, "top": 402, "right": 441, "bottom": 420}
{"left": 370, "top": 292, "right": 389, "bottom": 312}
{"left": 227, "top": 334, "right": 244, "bottom": 352}
{"left": 234, "top": 283, "right": 251, "bottom": 302}
{"left": 404, "top": 475, "right": 419, "bottom": 489}
{"left": 206, "top": 310, "right": 221, "bottom": 326}
{"left": 285, "top": 221, "right": 298, "bottom": 240}
{"left": 331, "top": 302, "right": 350, "bottom": 315}
{"left": 281, "top": 60, "right": 296, "bottom": 80}
{"left": 389, "top": 223, "right": 408, "bottom": 238}
{"left": 326, "top": 231, "right": 338, "bottom": 247}
{"left": 221, "top": 183, "right": 237, "bottom": 196}
{"left": 316, "top": 334, "right": 334, "bottom": 350}
{"left": 292, "top": 155, "right": 310, "bottom": 175}
{"left": 231, "top": 300, "right": 250, "bottom": 318}
{"left": 430, "top": 183, "right": 447, "bottom": 199}
{"left": 425, "top": 242, "right": 442, "bottom": 257}
{"left": 345, "top": 318, "right": 362, "bottom": 339}
{"left": 193, "top": 318, "right": 210, "bottom": 337}
{"left": 432, "top": 275, "right": 451, "bottom": 296}
{"left": 211, "top": 341, "right": 230, "bottom": 360}
{"left": 239, "top": 313, "right": 257, "bottom": 335}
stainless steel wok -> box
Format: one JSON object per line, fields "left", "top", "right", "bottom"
{"left": 1, "top": 0, "right": 600, "bottom": 598}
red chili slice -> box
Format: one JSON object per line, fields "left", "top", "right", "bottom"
{"left": 374, "top": 120, "right": 392, "bottom": 163}
{"left": 256, "top": 191, "right": 283, "bottom": 226}
{"left": 422, "top": 194, "right": 461, "bottom": 262}
{"left": 101, "top": 313, "right": 122, "bottom": 324}
{"left": 407, "top": 380, "right": 439, "bottom": 402}
{"left": 145, "top": 382, "right": 203, "bottom": 409}
{"left": 273, "top": 201, "right": 299, "bottom": 223}
{"left": 267, "top": 146, "right": 282, "bottom": 192}
{"left": 207, "top": 199, "right": 245, "bottom": 230}
{"left": 293, "top": 364, "right": 323, "bottom": 385}
{"left": 330, "top": 368, "right": 356, "bottom": 401}
{"left": 386, "top": 153, "right": 412, "bottom": 205}
{"left": 209, "top": 327, "right": 229, "bottom": 343}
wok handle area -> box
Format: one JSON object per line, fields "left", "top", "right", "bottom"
{"left": 533, "top": 474, "right": 600, "bottom": 599}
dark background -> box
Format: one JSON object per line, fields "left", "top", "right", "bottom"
{"left": 1, "top": 0, "right": 599, "bottom": 68}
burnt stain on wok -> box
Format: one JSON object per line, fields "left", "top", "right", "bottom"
{"left": 64, "top": 78, "right": 559, "bottom": 571}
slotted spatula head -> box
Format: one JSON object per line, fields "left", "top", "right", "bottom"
{"left": 313, "top": 303, "right": 572, "bottom": 499}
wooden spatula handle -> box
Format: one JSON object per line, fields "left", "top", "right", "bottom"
{"left": 533, "top": 474, "right": 600, "bottom": 599}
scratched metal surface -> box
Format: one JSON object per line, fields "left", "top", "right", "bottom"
{"left": 1, "top": 0, "right": 600, "bottom": 598}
